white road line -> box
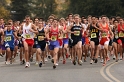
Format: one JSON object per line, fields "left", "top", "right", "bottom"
{"left": 100, "top": 64, "right": 113, "bottom": 82}
{"left": 106, "top": 62, "right": 121, "bottom": 82}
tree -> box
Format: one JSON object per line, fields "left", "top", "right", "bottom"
{"left": 10, "top": 0, "right": 30, "bottom": 21}
{"left": 67, "top": 0, "right": 124, "bottom": 17}
{"left": 0, "top": 0, "right": 10, "bottom": 19}
{"left": 29, "top": 0, "right": 57, "bottom": 20}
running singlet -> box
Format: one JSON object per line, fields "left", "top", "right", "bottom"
{"left": 4, "top": 30, "right": 14, "bottom": 46}
{"left": 118, "top": 24, "right": 124, "bottom": 38}
{"left": 63, "top": 25, "right": 68, "bottom": 39}
{"left": 71, "top": 23, "right": 82, "bottom": 39}
{"left": 49, "top": 27, "right": 59, "bottom": 41}
{"left": 100, "top": 23, "right": 109, "bottom": 38}
{"left": 22, "top": 23, "right": 34, "bottom": 39}
{"left": 90, "top": 24, "right": 99, "bottom": 39}
{"left": 37, "top": 28, "right": 45, "bottom": 42}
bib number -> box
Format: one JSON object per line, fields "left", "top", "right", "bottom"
{"left": 101, "top": 32, "right": 107, "bottom": 37}
{"left": 63, "top": 34, "right": 67, "bottom": 38}
{"left": 38, "top": 36, "right": 44, "bottom": 41}
{"left": 51, "top": 35, "right": 57, "bottom": 41}
{"left": 6, "top": 36, "right": 12, "bottom": 41}
{"left": 74, "top": 31, "right": 80, "bottom": 36}
{"left": 119, "top": 32, "right": 124, "bottom": 37}
{"left": 91, "top": 33, "right": 97, "bottom": 38}
{"left": 25, "top": 34, "right": 31, "bottom": 39}
{"left": 115, "top": 34, "right": 118, "bottom": 39}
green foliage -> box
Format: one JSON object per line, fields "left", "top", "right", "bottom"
{"left": 0, "top": 0, "right": 10, "bottom": 19}
{"left": 67, "top": 0, "right": 124, "bottom": 17}
{"left": 11, "top": 0, "right": 30, "bottom": 21}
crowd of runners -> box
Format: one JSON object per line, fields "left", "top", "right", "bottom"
{"left": 0, "top": 13, "right": 124, "bottom": 69}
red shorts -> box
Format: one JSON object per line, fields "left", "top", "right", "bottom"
{"left": 58, "top": 39, "right": 63, "bottom": 46}
{"left": 85, "top": 37, "right": 90, "bottom": 45}
{"left": 117, "top": 39, "right": 124, "bottom": 48}
{"left": 24, "top": 39, "right": 34, "bottom": 47}
{"left": 100, "top": 38, "right": 108, "bottom": 45}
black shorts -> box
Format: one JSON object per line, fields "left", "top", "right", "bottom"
{"left": 91, "top": 38, "right": 99, "bottom": 45}
{"left": 113, "top": 38, "right": 118, "bottom": 44}
{"left": 36, "top": 41, "right": 46, "bottom": 51}
{"left": 109, "top": 39, "right": 113, "bottom": 46}
{"left": 72, "top": 37, "right": 82, "bottom": 46}
{"left": 69, "top": 38, "right": 73, "bottom": 48}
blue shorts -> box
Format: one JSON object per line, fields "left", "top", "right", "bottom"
{"left": 82, "top": 37, "right": 85, "bottom": 45}
{"left": 5, "top": 43, "right": 14, "bottom": 51}
{"left": 36, "top": 41, "right": 46, "bottom": 51}
{"left": 49, "top": 40, "right": 60, "bottom": 50}
{"left": 63, "top": 38, "right": 68, "bottom": 45}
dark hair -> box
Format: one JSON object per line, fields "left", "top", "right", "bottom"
{"left": 101, "top": 15, "right": 107, "bottom": 18}
{"left": 6, "top": 22, "right": 12, "bottom": 25}
{"left": 25, "top": 15, "right": 30, "bottom": 18}
{"left": 68, "top": 13, "right": 73, "bottom": 17}
{"left": 113, "top": 19, "right": 118, "bottom": 23}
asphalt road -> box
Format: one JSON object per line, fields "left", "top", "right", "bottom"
{"left": 0, "top": 55, "right": 123, "bottom": 82}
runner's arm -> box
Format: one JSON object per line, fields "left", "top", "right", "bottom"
{"left": 31, "top": 24, "right": 38, "bottom": 34}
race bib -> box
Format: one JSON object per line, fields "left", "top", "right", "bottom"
{"left": 74, "top": 31, "right": 80, "bottom": 36}
{"left": 91, "top": 33, "right": 97, "bottom": 38}
{"left": 25, "top": 34, "right": 31, "bottom": 39}
{"left": 119, "top": 32, "right": 124, "bottom": 37}
{"left": 63, "top": 34, "right": 67, "bottom": 38}
{"left": 38, "top": 36, "right": 44, "bottom": 41}
{"left": 6, "top": 36, "right": 12, "bottom": 41}
{"left": 101, "top": 32, "right": 107, "bottom": 37}
{"left": 51, "top": 35, "right": 57, "bottom": 41}
{"left": 115, "top": 34, "right": 118, "bottom": 39}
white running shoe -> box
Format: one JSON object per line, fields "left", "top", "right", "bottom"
{"left": 6, "top": 61, "right": 10, "bottom": 65}
{"left": 35, "top": 62, "right": 38, "bottom": 65}
{"left": 45, "top": 58, "right": 48, "bottom": 62}
{"left": 25, "top": 62, "right": 30, "bottom": 68}
{"left": 55, "top": 63, "right": 59, "bottom": 66}
{"left": 100, "top": 59, "right": 103, "bottom": 63}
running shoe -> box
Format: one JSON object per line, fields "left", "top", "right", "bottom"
{"left": 72, "top": 60, "right": 76, "bottom": 65}
{"left": 63, "top": 59, "right": 66, "bottom": 64}
{"left": 94, "top": 59, "right": 98, "bottom": 63}
{"left": 39, "top": 61, "right": 42, "bottom": 67}
{"left": 100, "top": 59, "right": 103, "bottom": 63}
{"left": 115, "top": 59, "right": 119, "bottom": 62}
{"left": 22, "top": 59, "right": 25, "bottom": 64}
{"left": 35, "top": 62, "right": 39, "bottom": 65}
{"left": 90, "top": 59, "right": 93, "bottom": 64}
{"left": 78, "top": 60, "right": 83, "bottom": 65}
{"left": 53, "top": 64, "right": 56, "bottom": 69}
{"left": 25, "top": 62, "right": 30, "bottom": 68}
{"left": 45, "top": 58, "right": 48, "bottom": 62}
{"left": 6, "top": 61, "right": 10, "bottom": 65}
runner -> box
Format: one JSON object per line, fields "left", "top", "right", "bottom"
{"left": 117, "top": 18, "right": 124, "bottom": 60}
{"left": 20, "top": 15, "right": 38, "bottom": 68}
{"left": 87, "top": 16, "right": 101, "bottom": 64}
{"left": 112, "top": 19, "right": 119, "bottom": 62}
{"left": 3, "top": 23, "right": 18, "bottom": 64}
{"left": 69, "top": 14, "right": 84, "bottom": 65}
{"left": 46, "top": 18, "right": 62, "bottom": 69}
{"left": 99, "top": 15, "right": 113, "bottom": 66}
{"left": 36, "top": 21, "right": 47, "bottom": 67}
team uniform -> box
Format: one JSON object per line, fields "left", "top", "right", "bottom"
{"left": 71, "top": 23, "right": 82, "bottom": 46}
{"left": 4, "top": 30, "right": 15, "bottom": 51}
{"left": 22, "top": 23, "right": 34, "bottom": 46}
